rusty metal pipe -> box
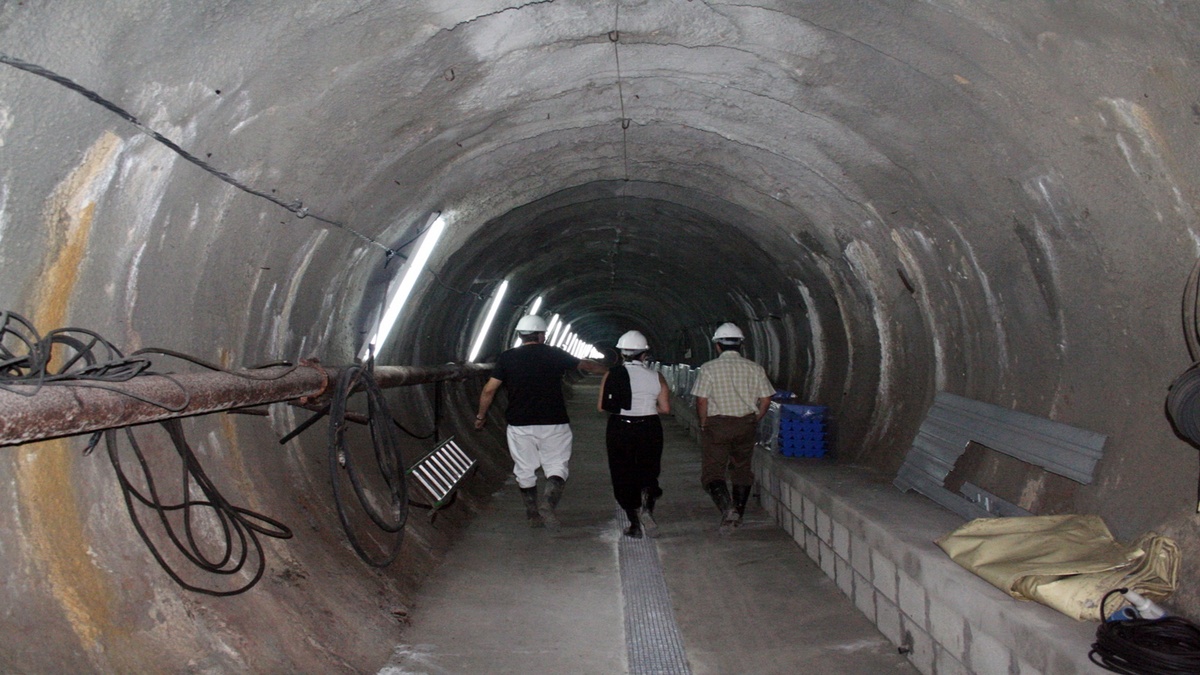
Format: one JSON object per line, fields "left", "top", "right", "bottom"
{"left": 0, "top": 362, "right": 493, "bottom": 447}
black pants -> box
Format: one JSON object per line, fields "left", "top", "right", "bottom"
{"left": 605, "top": 415, "right": 664, "bottom": 512}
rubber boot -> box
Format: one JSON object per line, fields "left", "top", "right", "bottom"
{"left": 541, "top": 475, "right": 566, "bottom": 531}
{"left": 623, "top": 508, "right": 643, "bottom": 538}
{"left": 640, "top": 488, "right": 659, "bottom": 538}
{"left": 706, "top": 481, "right": 739, "bottom": 534}
{"left": 731, "top": 484, "right": 752, "bottom": 528}
{"left": 520, "top": 487, "right": 544, "bottom": 528}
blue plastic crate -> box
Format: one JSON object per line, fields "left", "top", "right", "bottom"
{"left": 779, "top": 404, "right": 827, "bottom": 421}
{"left": 773, "top": 403, "right": 830, "bottom": 458}
{"left": 780, "top": 431, "right": 821, "bottom": 442}
{"left": 781, "top": 420, "right": 825, "bottom": 433}
{"left": 780, "top": 441, "right": 827, "bottom": 458}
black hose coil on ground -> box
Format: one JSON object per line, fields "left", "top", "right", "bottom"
{"left": 1091, "top": 588, "right": 1200, "bottom": 674}
{"left": 327, "top": 364, "right": 409, "bottom": 567}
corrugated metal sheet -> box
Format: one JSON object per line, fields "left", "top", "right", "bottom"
{"left": 894, "top": 392, "right": 1107, "bottom": 520}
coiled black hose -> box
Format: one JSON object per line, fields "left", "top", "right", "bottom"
{"left": 1171, "top": 257, "right": 1200, "bottom": 445}
{"left": 105, "top": 420, "right": 292, "bottom": 596}
{"left": 1167, "top": 365, "right": 1200, "bottom": 446}
{"left": 1, "top": 310, "right": 294, "bottom": 594}
{"left": 327, "top": 364, "right": 408, "bottom": 567}
{"left": 0, "top": 310, "right": 169, "bottom": 407}
{"left": 1090, "top": 588, "right": 1200, "bottom": 674}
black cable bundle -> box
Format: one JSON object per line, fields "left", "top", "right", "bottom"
{"left": 1091, "top": 617, "right": 1200, "bottom": 674}
{"left": 327, "top": 364, "right": 409, "bottom": 567}
{"left": 1171, "top": 259, "right": 1200, "bottom": 506}
{"left": 1091, "top": 590, "right": 1200, "bottom": 674}
{"left": 1166, "top": 364, "right": 1200, "bottom": 446}
{"left": 1, "top": 310, "right": 160, "bottom": 401}
{"left": 105, "top": 421, "right": 292, "bottom": 596}
{"left": 1, "top": 310, "right": 295, "bottom": 594}
{"left": 1172, "top": 258, "right": 1200, "bottom": 445}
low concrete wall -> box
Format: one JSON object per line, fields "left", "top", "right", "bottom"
{"left": 668, "top": 393, "right": 1101, "bottom": 675}
{"left": 753, "top": 451, "right": 1105, "bottom": 675}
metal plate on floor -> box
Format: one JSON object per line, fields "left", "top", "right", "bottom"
{"left": 617, "top": 508, "right": 692, "bottom": 675}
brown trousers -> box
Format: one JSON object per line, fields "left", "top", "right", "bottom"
{"left": 700, "top": 414, "right": 757, "bottom": 487}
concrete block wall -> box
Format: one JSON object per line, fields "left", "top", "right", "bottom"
{"left": 753, "top": 450, "right": 1105, "bottom": 675}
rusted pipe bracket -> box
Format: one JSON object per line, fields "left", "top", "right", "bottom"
{"left": 296, "top": 358, "right": 331, "bottom": 406}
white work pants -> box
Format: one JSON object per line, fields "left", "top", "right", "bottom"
{"left": 506, "top": 423, "right": 573, "bottom": 488}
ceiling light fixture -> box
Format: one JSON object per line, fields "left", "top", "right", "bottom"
{"left": 360, "top": 212, "right": 447, "bottom": 361}
{"left": 469, "top": 279, "right": 508, "bottom": 362}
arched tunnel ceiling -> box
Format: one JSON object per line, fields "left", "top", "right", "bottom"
{"left": 2, "top": 0, "right": 1198, "bottom": 501}
{"left": 436, "top": 181, "right": 809, "bottom": 358}
{"left": 5, "top": 1, "right": 1200, "bottom": 656}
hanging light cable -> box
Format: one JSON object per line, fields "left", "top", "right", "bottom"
{"left": 610, "top": 3, "right": 630, "bottom": 181}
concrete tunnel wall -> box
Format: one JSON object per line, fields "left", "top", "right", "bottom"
{"left": 2, "top": 0, "right": 1200, "bottom": 670}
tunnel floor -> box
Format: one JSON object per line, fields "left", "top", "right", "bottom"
{"left": 379, "top": 382, "right": 915, "bottom": 674}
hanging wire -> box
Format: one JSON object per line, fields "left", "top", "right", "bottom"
{"left": 0, "top": 51, "right": 399, "bottom": 261}
{"left": 427, "top": 267, "right": 490, "bottom": 302}
{"left": 611, "top": 2, "right": 630, "bottom": 181}
{"left": 1, "top": 310, "right": 298, "bottom": 428}
{"left": 424, "top": 267, "right": 531, "bottom": 315}
{"left": 1183, "top": 257, "right": 1200, "bottom": 362}
{"left": 105, "top": 420, "right": 293, "bottom": 596}
{"left": 1169, "top": 257, "right": 1200, "bottom": 511}
{"left": 1, "top": 310, "right": 156, "bottom": 397}
{"left": 0, "top": 310, "right": 294, "bottom": 595}
{"left": 326, "top": 362, "right": 408, "bottom": 567}
{"left": 607, "top": 225, "right": 623, "bottom": 289}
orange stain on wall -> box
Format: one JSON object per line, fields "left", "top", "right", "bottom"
{"left": 18, "top": 131, "right": 127, "bottom": 667}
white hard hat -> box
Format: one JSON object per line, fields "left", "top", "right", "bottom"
{"left": 516, "top": 315, "right": 548, "bottom": 333}
{"left": 712, "top": 322, "right": 744, "bottom": 342}
{"left": 616, "top": 330, "right": 649, "bottom": 353}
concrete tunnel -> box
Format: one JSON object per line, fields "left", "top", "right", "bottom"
{"left": 2, "top": 0, "right": 1200, "bottom": 671}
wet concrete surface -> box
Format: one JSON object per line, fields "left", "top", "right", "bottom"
{"left": 381, "top": 382, "right": 915, "bottom": 674}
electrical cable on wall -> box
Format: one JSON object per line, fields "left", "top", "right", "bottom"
{"left": 104, "top": 420, "right": 293, "bottom": 596}
{"left": 610, "top": 2, "right": 631, "bottom": 181}
{"left": 1, "top": 310, "right": 294, "bottom": 594}
{"left": 0, "top": 51, "right": 402, "bottom": 262}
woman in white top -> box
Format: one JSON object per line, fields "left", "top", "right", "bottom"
{"left": 597, "top": 330, "right": 671, "bottom": 538}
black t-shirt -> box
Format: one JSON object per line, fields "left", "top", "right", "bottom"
{"left": 492, "top": 343, "right": 582, "bottom": 426}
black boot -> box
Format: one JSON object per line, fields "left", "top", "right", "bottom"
{"left": 541, "top": 476, "right": 566, "bottom": 530}
{"left": 623, "top": 508, "right": 643, "bottom": 538}
{"left": 706, "top": 480, "right": 732, "bottom": 513}
{"left": 640, "top": 488, "right": 659, "bottom": 537}
{"left": 520, "top": 486, "right": 544, "bottom": 528}
{"left": 706, "top": 481, "right": 739, "bottom": 533}
{"left": 731, "top": 484, "right": 752, "bottom": 528}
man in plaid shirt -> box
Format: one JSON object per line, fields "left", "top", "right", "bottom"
{"left": 690, "top": 322, "right": 775, "bottom": 533}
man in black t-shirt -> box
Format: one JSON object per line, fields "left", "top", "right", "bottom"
{"left": 475, "top": 315, "right": 606, "bottom": 529}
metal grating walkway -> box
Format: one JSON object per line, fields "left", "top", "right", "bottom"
{"left": 617, "top": 508, "right": 692, "bottom": 675}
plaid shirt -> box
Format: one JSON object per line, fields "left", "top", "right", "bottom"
{"left": 690, "top": 350, "right": 774, "bottom": 417}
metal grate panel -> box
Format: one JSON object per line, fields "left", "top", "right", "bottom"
{"left": 408, "top": 438, "right": 477, "bottom": 507}
{"left": 617, "top": 508, "right": 692, "bottom": 675}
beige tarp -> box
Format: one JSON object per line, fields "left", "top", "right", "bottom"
{"left": 936, "top": 514, "right": 1179, "bottom": 621}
